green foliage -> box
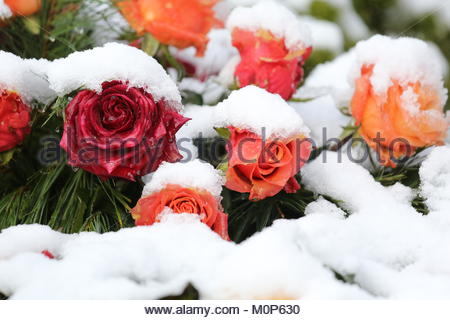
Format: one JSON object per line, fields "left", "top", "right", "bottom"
{"left": 0, "top": 107, "right": 139, "bottom": 233}
{"left": 222, "top": 183, "right": 316, "bottom": 243}
{"left": 309, "top": 0, "right": 339, "bottom": 22}
{"left": 0, "top": 0, "right": 118, "bottom": 59}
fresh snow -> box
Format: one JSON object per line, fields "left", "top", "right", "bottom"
{"left": 47, "top": 43, "right": 182, "bottom": 111}
{"left": 297, "top": 49, "right": 356, "bottom": 108}
{"left": 171, "top": 29, "right": 238, "bottom": 80}
{"left": 214, "top": 86, "right": 311, "bottom": 139}
{"left": 0, "top": 0, "right": 11, "bottom": 19}
{"left": 2, "top": 148, "right": 450, "bottom": 298}
{"left": 141, "top": 160, "right": 225, "bottom": 198}
{"left": 290, "top": 94, "right": 350, "bottom": 147}
{"left": 226, "top": 1, "right": 312, "bottom": 50}
{"left": 301, "top": 16, "right": 344, "bottom": 54}
{"left": 0, "top": 51, "right": 56, "bottom": 104}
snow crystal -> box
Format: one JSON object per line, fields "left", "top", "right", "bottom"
{"left": 226, "top": 1, "right": 312, "bottom": 51}
{"left": 0, "top": 0, "right": 12, "bottom": 19}
{"left": 301, "top": 16, "right": 344, "bottom": 53}
{"left": 47, "top": 43, "right": 182, "bottom": 110}
{"left": 142, "top": 159, "right": 225, "bottom": 198}
{"left": 351, "top": 35, "right": 448, "bottom": 107}
{"left": 0, "top": 51, "right": 56, "bottom": 104}
{"left": 171, "top": 29, "right": 238, "bottom": 80}
{"left": 215, "top": 86, "right": 310, "bottom": 139}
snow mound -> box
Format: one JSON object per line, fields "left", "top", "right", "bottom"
{"left": 226, "top": 1, "right": 312, "bottom": 50}
{"left": 142, "top": 160, "right": 225, "bottom": 198}
{"left": 0, "top": 51, "right": 56, "bottom": 104}
{"left": 0, "top": 216, "right": 368, "bottom": 299}
{"left": 47, "top": 43, "right": 182, "bottom": 111}
{"left": 215, "top": 85, "right": 311, "bottom": 139}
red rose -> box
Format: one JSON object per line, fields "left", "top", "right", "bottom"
{"left": 225, "top": 127, "right": 311, "bottom": 201}
{"left": 60, "top": 81, "right": 189, "bottom": 180}
{"left": 232, "top": 28, "right": 312, "bottom": 100}
{"left": 0, "top": 90, "right": 31, "bottom": 152}
{"left": 131, "top": 184, "right": 229, "bottom": 240}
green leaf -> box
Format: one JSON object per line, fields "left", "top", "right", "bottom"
{"left": 23, "top": 17, "right": 41, "bottom": 35}
{"left": 0, "top": 149, "right": 16, "bottom": 166}
{"left": 214, "top": 127, "right": 230, "bottom": 139}
{"left": 141, "top": 33, "right": 160, "bottom": 57}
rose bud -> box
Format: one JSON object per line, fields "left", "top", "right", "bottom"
{"left": 116, "top": 0, "right": 221, "bottom": 56}
{"left": 132, "top": 184, "right": 229, "bottom": 240}
{"left": 225, "top": 127, "right": 311, "bottom": 201}
{"left": 0, "top": 90, "right": 31, "bottom": 152}
{"left": 227, "top": 2, "right": 312, "bottom": 100}
{"left": 60, "top": 80, "right": 189, "bottom": 181}
{"left": 351, "top": 36, "right": 449, "bottom": 167}
{"left": 4, "top": 0, "right": 41, "bottom": 16}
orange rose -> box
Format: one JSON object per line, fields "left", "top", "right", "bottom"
{"left": 131, "top": 184, "right": 229, "bottom": 240}
{"left": 4, "top": 0, "right": 41, "bottom": 16}
{"left": 351, "top": 64, "right": 449, "bottom": 167}
{"left": 225, "top": 127, "right": 311, "bottom": 201}
{"left": 231, "top": 28, "right": 312, "bottom": 100}
{"left": 0, "top": 90, "right": 31, "bottom": 152}
{"left": 116, "top": 0, "right": 220, "bottom": 56}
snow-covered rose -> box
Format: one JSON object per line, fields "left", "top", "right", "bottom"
{"left": 60, "top": 80, "right": 189, "bottom": 180}
{"left": 131, "top": 184, "right": 229, "bottom": 240}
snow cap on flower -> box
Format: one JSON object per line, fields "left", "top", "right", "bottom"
{"left": 47, "top": 42, "right": 182, "bottom": 111}
{"left": 226, "top": 1, "right": 312, "bottom": 51}
{"left": 142, "top": 159, "right": 225, "bottom": 198}
{"left": 0, "top": 51, "right": 55, "bottom": 104}
{"left": 350, "top": 35, "right": 448, "bottom": 107}
{"left": 0, "top": 0, "right": 12, "bottom": 19}
{"left": 215, "top": 85, "right": 311, "bottom": 139}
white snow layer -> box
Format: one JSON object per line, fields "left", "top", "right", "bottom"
{"left": 226, "top": 1, "right": 312, "bottom": 50}
{"left": 214, "top": 86, "right": 311, "bottom": 138}
{"left": 2, "top": 148, "right": 450, "bottom": 299}
{"left": 171, "top": 29, "right": 238, "bottom": 79}
{"left": 141, "top": 160, "right": 225, "bottom": 198}
{"left": 301, "top": 16, "right": 344, "bottom": 53}
{"left": 351, "top": 35, "right": 448, "bottom": 107}
{"left": 0, "top": 0, "right": 11, "bottom": 19}
{"left": 298, "top": 49, "right": 355, "bottom": 107}
{"left": 177, "top": 86, "right": 311, "bottom": 140}
{"left": 47, "top": 43, "right": 182, "bottom": 110}
{"left": 0, "top": 51, "right": 56, "bottom": 104}
{"left": 290, "top": 95, "right": 350, "bottom": 147}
